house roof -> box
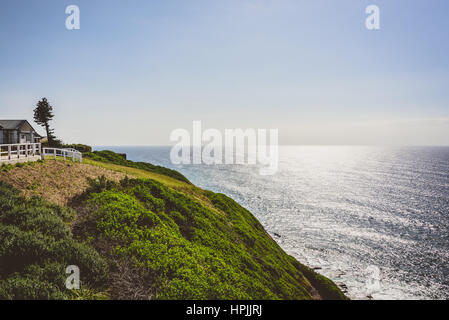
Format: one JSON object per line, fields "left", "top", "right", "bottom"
{"left": 0, "top": 120, "right": 27, "bottom": 130}
{"left": 0, "top": 120, "right": 42, "bottom": 138}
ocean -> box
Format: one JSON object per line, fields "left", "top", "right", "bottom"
{"left": 93, "top": 146, "right": 449, "bottom": 300}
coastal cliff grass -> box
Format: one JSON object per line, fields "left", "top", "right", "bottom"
{"left": 84, "top": 150, "right": 191, "bottom": 184}
{"left": 82, "top": 157, "right": 218, "bottom": 213}
{"left": 206, "top": 191, "right": 348, "bottom": 300}
{"left": 0, "top": 150, "right": 347, "bottom": 300}
{"left": 0, "top": 182, "right": 109, "bottom": 300}
{"left": 77, "top": 177, "right": 314, "bottom": 299}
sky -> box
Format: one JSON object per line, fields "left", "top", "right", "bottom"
{"left": 0, "top": 0, "right": 448, "bottom": 146}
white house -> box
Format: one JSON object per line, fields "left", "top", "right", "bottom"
{"left": 0, "top": 120, "right": 43, "bottom": 144}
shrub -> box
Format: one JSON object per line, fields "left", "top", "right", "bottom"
{"left": 0, "top": 164, "right": 14, "bottom": 172}
{"left": 62, "top": 144, "right": 92, "bottom": 153}
{"left": 78, "top": 177, "right": 335, "bottom": 300}
{"left": 0, "top": 275, "right": 66, "bottom": 300}
{"left": 1, "top": 207, "right": 73, "bottom": 239}
{"left": 0, "top": 182, "right": 109, "bottom": 300}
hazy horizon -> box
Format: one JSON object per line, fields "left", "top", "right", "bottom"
{"left": 93, "top": 144, "right": 449, "bottom": 148}
{"left": 1, "top": 0, "right": 448, "bottom": 146}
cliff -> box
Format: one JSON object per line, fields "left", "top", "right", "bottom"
{"left": 0, "top": 151, "right": 347, "bottom": 300}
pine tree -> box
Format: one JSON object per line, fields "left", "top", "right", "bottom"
{"left": 33, "top": 98, "right": 61, "bottom": 147}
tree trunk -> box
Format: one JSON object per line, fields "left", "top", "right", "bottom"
{"left": 45, "top": 123, "right": 52, "bottom": 146}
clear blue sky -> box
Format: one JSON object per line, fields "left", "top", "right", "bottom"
{"left": 1, "top": 0, "right": 448, "bottom": 145}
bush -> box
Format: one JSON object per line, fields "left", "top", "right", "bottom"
{"left": 63, "top": 144, "right": 92, "bottom": 153}
{"left": 0, "top": 275, "right": 66, "bottom": 300}
{"left": 0, "top": 164, "right": 14, "bottom": 172}
{"left": 0, "top": 182, "right": 109, "bottom": 300}
{"left": 1, "top": 206, "right": 73, "bottom": 240}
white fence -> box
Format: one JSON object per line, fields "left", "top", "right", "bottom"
{"left": 42, "top": 147, "right": 82, "bottom": 163}
{"left": 0, "top": 143, "right": 42, "bottom": 161}
{"left": 0, "top": 143, "right": 82, "bottom": 164}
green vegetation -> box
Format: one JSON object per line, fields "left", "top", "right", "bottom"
{"left": 62, "top": 144, "right": 92, "bottom": 153}
{"left": 76, "top": 176, "right": 345, "bottom": 299}
{"left": 0, "top": 163, "right": 14, "bottom": 172}
{"left": 1, "top": 160, "right": 44, "bottom": 172}
{"left": 84, "top": 150, "right": 191, "bottom": 184}
{"left": 0, "top": 181, "right": 108, "bottom": 300}
{"left": 0, "top": 150, "right": 347, "bottom": 300}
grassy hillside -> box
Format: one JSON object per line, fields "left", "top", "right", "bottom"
{"left": 0, "top": 152, "right": 347, "bottom": 300}
{"left": 84, "top": 150, "right": 191, "bottom": 184}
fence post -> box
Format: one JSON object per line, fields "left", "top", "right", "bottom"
{"left": 54, "top": 149, "right": 57, "bottom": 160}
{"left": 8, "top": 145, "right": 11, "bottom": 160}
